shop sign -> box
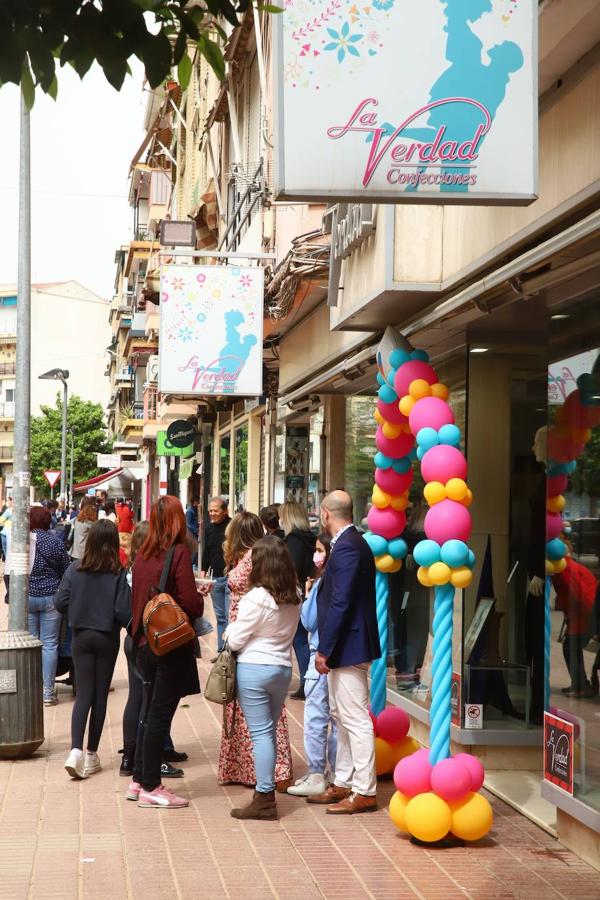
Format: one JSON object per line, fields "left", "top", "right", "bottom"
{"left": 96, "top": 453, "right": 121, "bottom": 469}
{"left": 325, "top": 203, "right": 376, "bottom": 307}
{"left": 159, "top": 264, "right": 263, "bottom": 397}
{"left": 544, "top": 711, "right": 574, "bottom": 795}
{"left": 167, "top": 419, "right": 196, "bottom": 449}
{"left": 274, "top": 0, "right": 537, "bottom": 204}
{"left": 464, "top": 704, "right": 483, "bottom": 730}
{"left": 451, "top": 672, "right": 461, "bottom": 727}
{"left": 157, "top": 431, "right": 194, "bottom": 458}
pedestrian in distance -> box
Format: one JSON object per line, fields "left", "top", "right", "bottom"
{"left": 226, "top": 534, "right": 301, "bottom": 820}
{"left": 259, "top": 504, "right": 285, "bottom": 539}
{"left": 308, "top": 490, "right": 380, "bottom": 815}
{"left": 67, "top": 496, "right": 97, "bottom": 560}
{"left": 127, "top": 496, "right": 204, "bottom": 809}
{"left": 55, "top": 520, "right": 131, "bottom": 778}
{"left": 0, "top": 495, "right": 13, "bottom": 561}
{"left": 279, "top": 501, "right": 316, "bottom": 700}
{"left": 27, "top": 505, "right": 71, "bottom": 706}
{"left": 288, "top": 532, "right": 337, "bottom": 797}
{"left": 200, "top": 496, "right": 231, "bottom": 652}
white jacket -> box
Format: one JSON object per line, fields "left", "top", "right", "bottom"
{"left": 225, "top": 586, "right": 300, "bottom": 666}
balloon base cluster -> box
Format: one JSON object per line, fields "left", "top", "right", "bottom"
{"left": 372, "top": 707, "right": 420, "bottom": 775}
{"left": 390, "top": 750, "right": 493, "bottom": 843}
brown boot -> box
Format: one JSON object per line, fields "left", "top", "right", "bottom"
{"left": 307, "top": 785, "right": 351, "bottom": 805}
{"left": 231, "top": 790, "right": 278, "bottom": 820}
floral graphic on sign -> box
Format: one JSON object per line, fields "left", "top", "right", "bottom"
{"left": 324, "top": 22, "right": 363, "bottom": 62}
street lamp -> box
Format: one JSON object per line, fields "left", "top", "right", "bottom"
{"left": 39, "top": 368, "right": 69, "bottom": 501}
{"left": 67, "top": 427, "right": 75, "bottom": 506}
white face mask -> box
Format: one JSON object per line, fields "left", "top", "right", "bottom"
{"left": 313, "top": 551, "right": 326, "bottom": 568}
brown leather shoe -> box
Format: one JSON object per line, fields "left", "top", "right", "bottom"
{"left": 326, "top": 792, "right": 378, "bottom": 815}
{"left": 307, "top": 785, "right": 351, "bottom": 805}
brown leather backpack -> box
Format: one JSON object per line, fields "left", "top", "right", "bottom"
{"left": 142, "top": 547, "right": 195, "bottom": 656}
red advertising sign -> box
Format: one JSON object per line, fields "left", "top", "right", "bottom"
{"left": 544, "top": 711, "right": 574, "bottom": 795}
{"left": 43, "top": 470, "right": 61, "bottom": 488}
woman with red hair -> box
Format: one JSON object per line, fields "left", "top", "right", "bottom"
{"left": 127, "top": 496, "right": 204, "bottom": 809}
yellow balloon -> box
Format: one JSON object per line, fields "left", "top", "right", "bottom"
{"left": 406, "top": 793, "right": 452, "bottom": 843}
{"left": 391, "top": 494, "right": 409, "bottom": 512}
{"left": 545, "top": 559, "right": 555, "bottom": 575}
{"left": 554, "top": 557, "right": 567, "bottom": 573}
{"left": 375, "top": 737, "right": 395, "bottom": 776}
{"left": 446, "top": 478, "right": 468, "bottom": 502}
{"left": 450, "top": 792, "right": 493, "bottom": 842}
{"left": 429, "top": 562, "right": 452, "bottom": 586}
{"left": 417, "top": 566, "right": 433, "bottom": 587}
{"left": 391, "top": 737, "right": 420, "bottom": 765}
{"left": 382, "top": 421, "right": 404, "bottom": 440}
{"left": 431, "top": 383, "right": 450, "bottom": 401}
{"left": 372, "top": 485, "right": 391, "bottom": 509}
{"left": 547, "top": 494, "right": 566, "bottom": 513}
{"left": 374, "top": 409, "right": 384, "bottom": 425}
{"left": 408, "top": 379, "right": 432, "bottom": 400}
{"left": 399, "top": 395, "right": 415, "bottom": 417}
{"left": 375, "top": 554, "right": 400, "bottom": 573}
{"left": 424, "top": 481, "right": 446, "bottom": 505}
{"left": 460, "top": 489, "right": 473, "bottom": 507}
{"left": 389, "top": 791, "right": 411, "bottom": 832}
{"left": 451, "top": 566, "right": 473, "bottom": 589}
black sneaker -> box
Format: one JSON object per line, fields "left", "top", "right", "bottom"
{"left": 161, "top": 762, "right": 184, "bottom": 778}
{"left": 119, "top": 749, "right": 135, "bottom": 777}
{"left": 163, "top": 749, "right": 188, "bottom": 763}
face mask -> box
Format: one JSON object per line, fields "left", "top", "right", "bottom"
{"left": 313, "top": 551, "right": 326, "bottom": 568}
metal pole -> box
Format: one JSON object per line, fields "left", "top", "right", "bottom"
{"left": 69, "top": 431, "right": 74, "bottom": 506}
{"left": 60, "top": 378, "right": 68, "bottom": 502}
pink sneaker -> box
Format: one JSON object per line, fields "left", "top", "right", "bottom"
{"left": 126, "top": 781, "right": 142, "bottom": 801}
{"left": 138, "top": 785, "right": 189, "bottom": 808}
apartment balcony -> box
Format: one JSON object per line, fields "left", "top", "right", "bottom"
{"left": 0, "top": 402, "right": 15, "bottom": 419}
{"left": 0, "top": 446, "right": 13, "bottom": 461}
{"left": 0, "top": 363, "right": 16, "bottom": 377}
{"left": 115, "top": 367, "right": 134, "bottom": 384}
{"left": 121, "top": 400, "right": 145, "bottom": 444}
{"left": 143, "top": 385, "right": 158, "bottom": 421}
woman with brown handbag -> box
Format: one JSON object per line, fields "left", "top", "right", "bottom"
{"left": 126, "top": 495, "right": 204, "bottom": 809}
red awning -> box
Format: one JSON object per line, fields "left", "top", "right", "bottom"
{"left": 73, "top": 468, "right": 124, "bottom": 493}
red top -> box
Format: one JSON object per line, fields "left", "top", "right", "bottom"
{"left": 131, "top": 543, "right": 204, "bottom": 640}
{"left": 553, "top": 557, "right": 598, "bottom": 635}
{"left": 116, "top": 503, "right": 134, "bottom": 534}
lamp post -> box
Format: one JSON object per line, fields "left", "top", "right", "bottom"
{"left": 68, "top": 428, "right": 75, "bottom": 506}
{"left": 38, "top": 368, "right": 69, "bottom": 501}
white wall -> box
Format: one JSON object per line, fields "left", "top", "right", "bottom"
{"left": 31, "top": 281, "right": 111, "bottom": 415}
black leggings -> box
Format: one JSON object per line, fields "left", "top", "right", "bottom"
{"left": 122, "top": 635, "right": 175, "bottom": 754}
{"left": 71, "top": 628, "right": 120, "bottom": 752}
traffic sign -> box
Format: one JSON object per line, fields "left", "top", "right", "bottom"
{"left": 43, "top": 470, "right": 61, "bottom": 488}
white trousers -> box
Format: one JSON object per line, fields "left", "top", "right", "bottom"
{"left": 328, "top": 663, "right": 377, "bottom": 797}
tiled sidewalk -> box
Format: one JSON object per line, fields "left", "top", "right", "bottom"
{"left": 1, "top": 603, "right": 599, "bottom": 900}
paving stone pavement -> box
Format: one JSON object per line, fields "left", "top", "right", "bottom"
{"left": 1, "top": 601, "right": 599, "bottom": 900}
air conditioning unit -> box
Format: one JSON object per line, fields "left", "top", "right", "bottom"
{"left": 147, "top": 355, "right": 160, "bottom": 383}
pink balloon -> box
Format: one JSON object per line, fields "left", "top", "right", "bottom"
{"left": 376, "top": 707, "right": 410, "bottom": 744}
{"left": 409, "top": 397, "right": 455, "bottom": 435}
{"left": 430, "top": 758, "right": 472, "bottom": 802}
{"left": 375, "top": 427, "right": 415, "bottom": 459}
{"left": 425, "top": 500, "right": 472, "bottom": 544}
{"left": 453, "top": 753, "right": 485, "bottom": 792}
{"left": 375, "top": 467, "right": 413, "bottom": 496}
{"left": 393, "top": 751, "right": 432, "bottom": 797}
{"left": 377, "top": 398, "right": 407, "bottom": 426}
{"left": 421, "top": 444, "right": 467, "bottom": 484}
{"left": 547, "top": 474, "right": 568, "bottom": 497}
{"left": 394, "top": 361, "right": 438, "bottom": 398}
{"left": 367, "top": 506, "right": 407, "bottom": 540}
{"left": 546, "top": 512, "right": 563, "bottom": 541}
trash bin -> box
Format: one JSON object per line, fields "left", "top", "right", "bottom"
{"left": 0, "top": 630, "right": 44, "bottom": 759}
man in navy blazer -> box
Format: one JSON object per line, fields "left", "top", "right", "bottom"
{"left": 308, "top": 490, "right": 380, "bottom": 814}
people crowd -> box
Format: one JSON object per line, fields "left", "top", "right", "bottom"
{"left": 4, "top": 487, "right": 382, "bottom": 819}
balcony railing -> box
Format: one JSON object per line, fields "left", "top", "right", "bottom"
{"left": 0, "top": 446, "right": 13, "bottom": 460}
{"left": 132, "top": 401, "right": 145, "bottom": 419}
{"left": 0, "top": 402, "right": 15, "bottom": 419}
{"left": 0, "top": 363, "right": 16, "bottom": 376}
{"left": 144, "top": 385, "right": 158, "bottom": 421}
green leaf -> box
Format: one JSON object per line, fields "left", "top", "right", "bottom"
{"left": 256, "top": 4, "right": 284, "bottom": 11}
{"left": 101, "top": 57, "right": 129, "bottom": 91}
{"left": 47, "top": 75, "right": 58, "bottom": 101}
{"left": 142, "top": 29, "right": 173, "bottom": 88}
{"left": 173, "top": 28, "right": 187, "bottom": 64}
{"left": 198, "top": 34, "right": 225, "bottom": 81}
{"left": 177, "top": 53, "right": 192, "bottom": 91}
{"left": 21, "top": 58, "right": 35, "bottom": 110}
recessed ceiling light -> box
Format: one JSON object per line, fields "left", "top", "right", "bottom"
{"left": 470, "top": 347, "right": 488, "bottom": 354}
{"left": 551, "top": 314, "right": 570, "bottom": 320}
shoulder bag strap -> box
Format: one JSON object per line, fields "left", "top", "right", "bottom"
{"left": 159, "top": 546, "right": 176, "bottom": 594}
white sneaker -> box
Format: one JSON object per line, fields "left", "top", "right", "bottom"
{"left": 65, "top": 749, "right": 87, "bottom": 780}
{"left": 287, "top": 773, "right": 327, "bottom": 796}
{"left": 84, "top": 752, "right": 101, "bottom": 776}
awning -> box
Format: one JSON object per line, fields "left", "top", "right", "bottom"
{"left": 73, "top": 469, "right": 123, "bottom": 493}
{"left": 191, "top": 180, "right": 219, "bottom": 250}
{"left": 73, "top": 467, "right": 143, "bottom": 495}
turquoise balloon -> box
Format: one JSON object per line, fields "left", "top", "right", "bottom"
{"left": 376, "top": 372, "right": 386, "bottom": 387}
{"left": 417, "top": 427, "right": 439, "bottom": 451}
{"left": 414, "top": 539, "right": 441, "bottom": 567}
{"left": 467, "top": 549, "right": 476, "bottom": 569}
{"left": 387, "top": 369, "right": 397, "bottom": 386}
{"left": 391, "top": 457, "right": 412, "bottom": 474}
{"left": 548, "top": 460, "right": 577, "bottom": 476}
{"left": 547, "top": 538, "right": 567, "bottom": 561}
{"left": 440, "top": 540, "right": 470, "bottom": 568}
{"left": 388, "top": 538, "right": 408, "bottom": 560}
{"left": 411, "top": 349, "right": 430, "bottom": 362}
{"left": 363, "top": 532, "right": 388, "bottom": 556}
{"left": 416, "top": 447, "right": 425, "bottom": 461}
{"left": 438, "top": 424, "right": 461, "bottom": 446}
{"left": 378, "top": 384, "right": 397, "bottom": 404}
{"left": 374, "top": 452, "right": 392, "bottom": 469}
{"left": 390, "top": 349, "right": 411, "bottom": 368}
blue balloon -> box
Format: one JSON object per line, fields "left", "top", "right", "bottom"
{"left": 388, "top": 538, "right": 408, "bottom": 560}
{"left": 416, "top": 447, "right": 425, "bottom": 461}
{"left": 438, "top": 424, "right": 461, "bottom": 447}
{"left": 549, "top": 460, "right": 577, "bottom": 476}
{"left": 467, "top": 549, "right": 476, "bottom": 569}
{"left": 363, "top": 532, "right": 388, "bottom": 556}
{"left": 411, "top": 349, "right": 430, "bottom": 362}
{"left": 416, "top": 427, "right": 439, "bottom": 451}
{"left": 376, "top": 372, "right": 386, "bottom": 387}
{"left": 390, "top": 349, "right": 411, "bottom": 368}
{"left": 414, "top": 539, "right": 441, "bottom": 567}
{"left": 440, "top": 540, "right": 470, "bottom": 568}
{"left": 374, "top": 452, "right": 393, "bottom": 469}
{"left": 391, "top": 456, "right": 412, "bottom": 474}
{"left": 546, "top": 538, "right": 567, "bottom": 561}
{"left": 387, "top": 369, "right": 397, "bottom": 387}
{"left": 378, "top": 384, "right": 397, "bottom": 404}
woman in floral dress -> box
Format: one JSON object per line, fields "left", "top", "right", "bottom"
{"left": 217, "top": 512, "right": 294, "bottom": 789}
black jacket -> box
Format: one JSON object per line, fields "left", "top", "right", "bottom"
{"left": 285, "top": 529, "right": 317, "bottom": 590}
{"left": 201, "top": 516, "right": 231, "bottom": 577}
{"left": 54, "top": 562, "right": 131, "bottom": 632}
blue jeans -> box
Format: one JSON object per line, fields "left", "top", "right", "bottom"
{"left": 304, "top": 670, "right": 337, "bottom": 775}
{"left": 28, "top": 595, "right": 62, "bottom": 700}
{"left": 236, "top": 662, "right": 292, "bottom": 793}
{"left": 0, "top": 532, "right": 7, "bottom": 560}
{"left": 211, "top": 576, "right": 230, "bottom": 652}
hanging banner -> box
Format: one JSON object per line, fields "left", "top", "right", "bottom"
{"left": 159, "top": 265, "right": 263, "bottom": 397}
{"left": 274, "top": 0, "right": 537, "bottom": 204}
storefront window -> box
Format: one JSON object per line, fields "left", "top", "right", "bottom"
{"left": 345, "top": 395, "right": 377, "bottom": 528}
{"left": 308, "top": 407, "right": 324, "bottom": 517}
{"left": 219, "top": 434, "right": 231, "bottom": 500}
{"left": 234, "top": 424, "right": 248, "bottom": 511}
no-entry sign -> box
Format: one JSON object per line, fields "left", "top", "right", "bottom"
{"left": 43, "top": 471, "right": 61, "bottom": 489}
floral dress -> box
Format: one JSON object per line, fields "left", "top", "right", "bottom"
{"left": 217, "top": 549, "right": 294, "bottom": 786}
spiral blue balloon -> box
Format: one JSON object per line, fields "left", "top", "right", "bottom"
{"left": 429, "top": 583, "right": 454, "bottom": 765}
{"left": 369, "top": 570, "right": 389, "bottom": 716}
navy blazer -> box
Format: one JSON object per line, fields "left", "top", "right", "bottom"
{"left": 317, "top": 526, "right": 381, "bottom": 668}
